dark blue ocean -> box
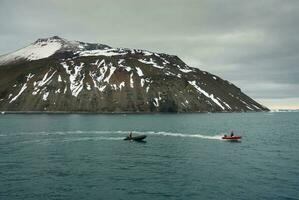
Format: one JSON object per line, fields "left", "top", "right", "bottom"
{"left": 0, "top": 112, "right": 298, "bottom": 200}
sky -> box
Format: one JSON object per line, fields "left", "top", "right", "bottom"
{"left": 0, "top": 0, "right": 298, "bottom": 109}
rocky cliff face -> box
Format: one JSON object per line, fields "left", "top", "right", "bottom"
{"left": 0, "top": 36, "right": 268, "bottom": 112}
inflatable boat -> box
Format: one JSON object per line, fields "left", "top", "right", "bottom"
{"left": 124, "top": 135, "right": 147, "bottom": 141}
{"left": 222, "top": 135, "right": 242, "bottom": 141}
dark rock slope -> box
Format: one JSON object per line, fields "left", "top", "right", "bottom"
{"left": 0, "top": 36, "right": 268, "bottom": 112}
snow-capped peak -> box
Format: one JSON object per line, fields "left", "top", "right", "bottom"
{"left": 0, "top": 36, "right": 111, "bottom": 66}
{"left": 0, "top": 36, "right": 64, "bottom": 66}
{"left": 33, "top": 36, "right": 65, "bottom": 44}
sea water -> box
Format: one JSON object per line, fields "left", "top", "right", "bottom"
{"left": 0, "top": 112, "right": 298, "bottom": 200}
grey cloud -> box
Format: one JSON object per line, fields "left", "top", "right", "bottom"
{"left": 0, "top": 0, "right": 298, "bottom": 108}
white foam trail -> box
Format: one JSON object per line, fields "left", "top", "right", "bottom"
{"left": 8, "top": 130, "right": 223, "bottom": 140}
{"left": 118, "top": 130, "right": 223, "bottom": 140}
{"left": 17, "top": 137, "right": 124, "bottom": 145}
{"left": 11, "top": 130, "right": 119, "bottom": 136}
{"left": 60, "top": 137, "right": 124, "bottom": 142}
{"left": 17, "top": 138, "right": 55, "bottom": 144}
{"left": 144, "top": 131, "right": 223, "bottom": 140}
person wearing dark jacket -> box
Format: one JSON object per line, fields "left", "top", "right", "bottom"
{"left": 230, "top": 131, "right": 234, "bottom": 137}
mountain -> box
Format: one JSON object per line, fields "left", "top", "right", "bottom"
{"left": 0, "top": 36, "right": 269, "bottom": 113}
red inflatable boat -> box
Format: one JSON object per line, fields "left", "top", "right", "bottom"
{"left": 222, "top": 135, "right": 242, "bottom": 141}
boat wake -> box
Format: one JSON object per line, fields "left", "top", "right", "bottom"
{"left": 4, "top": 130, "right": 223, "bottom": 141}
{"left": 124, "top": 131, "right": 222, "bottom": 140}
{"left": 61, "top": 136, "right": 125, "bottom": 142}
{"left": 17, "top": 136, "right": 125, "bottom": 145}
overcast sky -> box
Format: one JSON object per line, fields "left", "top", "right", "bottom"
{"left": 1, "top": 0, "right": 298, "bottom": 109}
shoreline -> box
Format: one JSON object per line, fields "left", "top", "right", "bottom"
{"left": 0, "top": 110, "right": 268, "bottom": 114}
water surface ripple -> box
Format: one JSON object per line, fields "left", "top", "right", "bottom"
{"left": 0, "top": 112, "right": 298, "bottom": 200}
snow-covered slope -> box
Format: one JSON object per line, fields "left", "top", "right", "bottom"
{"left": 0, "top": 37, "right": 62, "bottom": 65}
{"left": 0, "top": 36, "right": 111, "bottom": 66}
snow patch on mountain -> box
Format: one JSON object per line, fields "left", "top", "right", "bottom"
{"left": 153, "top": 98, "right": 159, "bottom": 107}
{"left": 238, "top": 98, "right": 255, "bottom": 110}
{"left": 43, "top": 92, "right": 50, "bottom": 101}
{"left": 119, "top": 82, "right": 125, "bottom": 90}
{"left": 104, "top": 65, "right": 116, "bottom": 83}
{"left": 136, "top": 67, "right": 144, "bottom": 76}
{"left": 143, "top": 51, "right": 154, "bottom": 56}
{"left": 55, "top": 88, "right": 61, "bottom": 94}
{"left": 140, "top": 78, "right": 145, "bottom": 87}
{"left": 58, "top": 75, "right": 62, "bottom": 82}
{"left": 89, "top": 70, "right": 107, "bottom": 92}
{"left": 251, "top": 104, "right": 261, "bottom": 110}
{"left": 61, "top": 62, "right": 85, "bottom": 97}
{"left": 189, "top": 80, "right": 225, "bottom": 110}
{"left": 138, "top": 58, "right": 164, "bottom": 69}
{"left": 222, "top": 101, "right": 232, "bottom": 110}
{"left": 32, "top": 70, "right": 57, "bottom": 96}
{"left": 79, "top": 49, "right": 127, "bottom": 57}
{"left": 176, "top": 64, "right": 193, "bottom": 73}
{"left": 9, "top": 73, "right": 35, "bottom": 103}
{"left": 86, "top": 83, "right": 91, "bottom": 90}
{"left": 130, "top": 73, "right": 134, "bottom": 88}
{"left": 9, "top": 84, "right": 27, "bottom": 103}
{"left": 179, "top": 68, "right": 193, "bottom": 73}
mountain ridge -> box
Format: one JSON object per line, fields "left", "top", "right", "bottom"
{"left": 0, "top": 36, "right": 269, "bottom": 113}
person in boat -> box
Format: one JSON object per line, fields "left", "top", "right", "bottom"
{"left": 230, "top": 131, "right": 234, "bottom": 137}
{"left": 224, "top": 134, "right": 227, "bottom": 138}
{"left": 128, "top": 132, "right": 132, "bottom": 139}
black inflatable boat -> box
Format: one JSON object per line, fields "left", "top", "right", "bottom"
{"left": 124, "top": 135, "right": 147, "bottom": 141}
